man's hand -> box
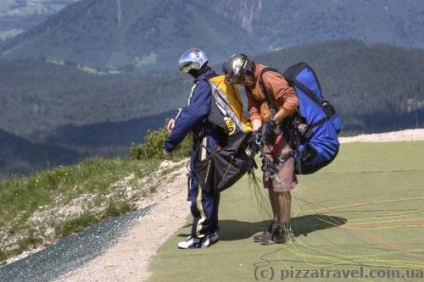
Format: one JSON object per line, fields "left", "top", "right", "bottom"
{"left": 249, "top": 130, "right": 262, "bottom": 155}
{"left": 166, "top": 119, "right": 175, "bottom": 132}
{"left": 262, "top": 118, "right": 278, "bottom": 145}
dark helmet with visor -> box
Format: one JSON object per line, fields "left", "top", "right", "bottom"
{"left": 225, "top": 54, "right": 254, "bottom": 84}
{"left": 178, "top": 48, "right": 208, "bottom": 73}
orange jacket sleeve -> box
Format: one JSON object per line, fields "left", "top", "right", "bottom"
{"left": 262, "top": 71, "right": 299, "bottom": 116}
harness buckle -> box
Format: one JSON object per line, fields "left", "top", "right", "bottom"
{"left": 277, "top": 155, "right": 286, "bottom": 164}
{"left": 277, "top": 152, "right": 293, "bottom": 165}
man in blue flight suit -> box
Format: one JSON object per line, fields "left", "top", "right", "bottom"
{"left": 163, "top": 48, "right": 224, "bottom": 249}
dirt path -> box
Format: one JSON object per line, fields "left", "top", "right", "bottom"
{"left": 55, "top": 163, "right": 190, "bottom": 282}
{"left": 54, "top": 129, "right": 424, "bottom": 282}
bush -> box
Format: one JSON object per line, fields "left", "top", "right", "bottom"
{"left": 130, "top": 123, "right": 192, "bottom": 160}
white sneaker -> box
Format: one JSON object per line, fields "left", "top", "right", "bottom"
{"left": 177, "top": 233, "right": 219, "bottom": 249}
{"left": 177, "top": 236, "right": 203, "bottom": 249}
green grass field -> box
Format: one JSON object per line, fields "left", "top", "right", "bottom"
{"left": 147, "top": 141, "right": 424, "bottom": 281}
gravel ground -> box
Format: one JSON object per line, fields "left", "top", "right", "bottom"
{"left": 0, "top": 129, "right": 423, "bottom": 282}
{"left": 53, "top": 163, "right": 190, "bottom": 282}
{"left": 0, "top": 205, "right": 155, "bottom": 282}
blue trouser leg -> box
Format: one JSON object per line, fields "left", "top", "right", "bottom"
{"left": 188, "top": 174, "right": 219, "bottom": 238}
{"left": 188, "top": 135, "right": 220, "bottom": 237}
{"left": 210, "top": 193, "right": 220, "bottom": 233}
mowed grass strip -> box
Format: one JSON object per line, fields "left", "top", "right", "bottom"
{"left": 147, "top": 141, "right": 424, "bottom": 282}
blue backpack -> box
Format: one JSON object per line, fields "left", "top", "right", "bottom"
{"left": 260, "top": 62, "right": 342, "bottom": 174}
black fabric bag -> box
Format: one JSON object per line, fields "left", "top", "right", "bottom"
{"left": 194, "top": 132, "right": 250, "bottom": 194}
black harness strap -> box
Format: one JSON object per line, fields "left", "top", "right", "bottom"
{"left": 258, "top": 68, "right": 298, "bottom": 163}
{"left": 259, "top": 67, "right": 279, "bottom": 114}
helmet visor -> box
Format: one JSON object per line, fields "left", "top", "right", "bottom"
{"left": 179, "top": 61, "right": 201, "bottom": 73}
{"left": 226, "top": 72, "right": 245, "bottom": 84}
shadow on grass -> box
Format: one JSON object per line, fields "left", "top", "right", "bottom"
{"left": 178, "top": 214, "right": 347, "bottom": 241}
{"left": 290, "top": 214, "right": 347, "bottom": 237}
{"left": 177, "top": 221, "right": 256, "bottom": 240}
{"left": 177, "top": 220, "right": 257, "bottom": 240}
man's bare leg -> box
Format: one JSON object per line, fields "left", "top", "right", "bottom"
{"left": 278, "top": 191, "right": 291, "bottom": 224}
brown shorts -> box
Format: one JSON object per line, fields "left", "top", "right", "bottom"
{"left": 262, "top": 136, "right": 298, "bottom": 192}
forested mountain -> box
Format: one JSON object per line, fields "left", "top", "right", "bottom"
{"left": 0, "top": 0, "right": 80, "bottom": 40}
{"left": 254, "top": 41, "right": 424, "bottom": 132}
{"left": 43, "top": 110, "right": 174, "bottom": 157}
{"left": 1, "top": 0, "right": 423, "bottom": 72}
{"left": 2, "top": 40, "right": 424, "bottom": 178}
{"left": 2, "top": 40, "right": 424, "bottom": 142}
{"left": 0, "top": 129, "right": 81, "bottom": 179}
{"left": 0, "top": 59, "right": 186, "bottom": 138}
{"left": 1, "top": 0, "right": 424, "bottom": 179}
{"left": 0, "top": 0, "right": 258, "bottom": 72}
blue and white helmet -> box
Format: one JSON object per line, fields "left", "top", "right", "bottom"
{"left": 178, "top": 48, "right": 208, "bottom": 73}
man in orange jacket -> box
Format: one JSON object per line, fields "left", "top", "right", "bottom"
{"left": 225, "top": 54, "right": 299, "bottom": 244}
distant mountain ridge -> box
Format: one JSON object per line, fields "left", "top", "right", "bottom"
{"left": 0, "top": 128, "right": 81, "bottom": 179}
{"left": 1, "top": 40, "right": 423, "bottom": 140}
{"left": 1, "top": 40, "right": 424, "bottom": 179}
{"left": 0, "top": 0, "right": 80, "bottom": 40}
{"left": 1, "top": 0, "right": 424, "bottom": 72}
{"left": 1, "top": 0, "right": 424, "bottom": 179}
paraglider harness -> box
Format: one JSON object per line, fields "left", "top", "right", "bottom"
{"left": 251, "top": 116, "right": 297, "bottom": 178}
{"left": 191, "top": 75, "right": 253, "bottom": 195}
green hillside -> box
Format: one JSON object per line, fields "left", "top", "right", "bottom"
{"left": 0, "top": 0, "right": 79, "bottom": 40}
{"left": 1, "top": 0, "right": 424, "bottom": 72}
{"left": 0, "top": 59, "right": 186, "bottom": 138}
{"left": 0, "top": 0, "right": 258, "bottom": 72}
{"left": 1, "top": 41, "right": 423, "bottom": 140}
{"left": 1, "top": 40, "right": 424, "bottom": 178}
{"left": 253, "top": 0, "right": 424, "bottom": 50}
{"left": 0, "top": 129, "right": 81, "bottom": 180}
{"left": 254, "top": 41, "right": 424, "bottom": 132}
